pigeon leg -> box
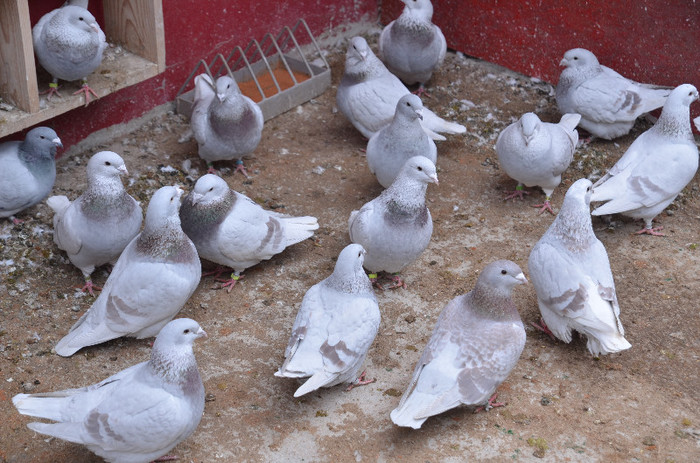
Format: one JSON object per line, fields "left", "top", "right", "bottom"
{"left": 10, "top": 216, "right": 24, "bottom": 225}
{"left": 386, "top": 273, "right": 407, "bottom": 290}
{"left": 413, "top": 83, "right": 431, "bottom": 99}
{"left": 73, "top": 79, "right": 99, "bottom": 106}
{"left": 218, "top": 272, "right": 243, "bottom": 292}
{"left": 368, "top": 273, "right": 384, "bottom": 290}
{"left": 532, "top": 197, "right": 555, "bottom": 215}
{"left": 234, "top": 159, "right": 250, "bottom": 178}
{"left": 530, "top": 317, "right": 557, "bottom": 341}
{"left": 40, "top": 81, "right": 63, "bottom": 101}
{"left": 205, "top": 162, "right": 218, "bottom": 175}
{"left": 345, "top": 370, "right": 376, "bottom": 391}
{"left": 474, "top": 392, "right": 505, "bottom": 413}
{"left": 504, "top": 184, "right": 530, "bottom": 201}
{"left": 203, "top": 265, "right": 230, "bottom": 279}
{"left": 78, "top": 277, "right": 102, "bottom": 297}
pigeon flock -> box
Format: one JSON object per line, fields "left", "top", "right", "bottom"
{"left": 3, "top": 0, "right": 699, "bottom": 460}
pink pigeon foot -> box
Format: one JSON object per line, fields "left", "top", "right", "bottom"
{"left": 10, "top": 216, "right": 24, "bottom": 225}
{"left": 634, "top": 225, "right": 664, "bottom": 236}
{"left": 530, "top": 317, "right": 556, "bottom": 341}
{"left": 386, "top": 273, "right": 407, "bottom": 290}
{"left": 504, "top": 186, "right": 530, "bottom": 201}
{"left": 532, "top": 199, "right": 555, "bottom": 215}
{"left": 345, "top": 370, "right": 376, "bottom": 391}
{"left": 218, "top": 273, "right": 243, "bottom": 293}
{"left": 412, "top": 84, "right": 431, "bottom": 99}
{"left": 203, "top": 265, "right": 230, "bottom": 279}
{"left": 73, "top": 83, "right": 99, "bottom": 106}
{"left": 234, "top": 160, "right": 250, "bottom": 178}
{"left": 474, "top": 392, "right": 505, "bottom": 413}
{"left": 41, "top": 83, "right": 63, "bottom": 101}
{"left": 78, "top": 279, "right": 102, "bottom": 297}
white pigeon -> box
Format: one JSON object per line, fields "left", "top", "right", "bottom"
{"left": 275, "top": 244, "right": 381, "bottom": 397}
{"left": 0, "top": 127, "right": 62, "bottom": 222}
{"left": 179, "top": 174, "right": 318, "bottom": 291}
{"left": 529, "top": 178, "right": 631, "bottom": 356}
{"left": 496, "top": 112, "right": 580, "bottom": 214}
{"left": 390, "top": 260, "right": 527, "bottom": 429}
{"left": 349, "top": 156, "right": 437, "bottom": 288}
{"left": 190, "top": 73, "right": 264, "bottom": 177}
{"left": 366, "top": 94, "right": 437, "bottom": 188}
{"left": 693, "top": 116, "right": 700, "bottom": 132}
{"left": 47, "top": 151, "right": 142, "bottom": 295}
{"left": 379, "top": 0, "right": 447, "bottom": 93}
{"left": 591, "top": 84, "right": 699, "bottom": 235}
{"left": 14, "top": 318, "right": 207, "bottom": 463}
{"left": 336, "top": 36, "right": 465, "bottom": 141}
{"left": 555, "top": 48, "right": 672, "bottom": 139}
{"left": 32, "top": 3, "right": 107, "bottom": 105}
{"left": 54, "top": 186, "right": 202, "bottom": 357}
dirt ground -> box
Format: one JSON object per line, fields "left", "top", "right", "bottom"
{"left": 1, "top": 27, "right": 699, "bottom": 463}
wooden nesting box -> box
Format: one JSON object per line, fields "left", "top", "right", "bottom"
{"left": 0, "top": 0, "right": 165, "bottom": 139}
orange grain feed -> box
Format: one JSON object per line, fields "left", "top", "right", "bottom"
{"left": 238, "top": 63, "right": 310, "bottom": 102}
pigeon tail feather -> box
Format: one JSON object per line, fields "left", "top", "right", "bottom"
{"left": 46, "top": 195, "right": 71, "bottom": 214}
{"left": 421, "top": 109, "right": 465, "bottom": 138}
{"left": 281, "top": 216, "right": 319, "bottom": 247}
{"left": 293, "top": 370, "right": 337, "bottom": 397}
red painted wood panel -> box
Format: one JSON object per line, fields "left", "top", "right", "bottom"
{"left": 4, "top": 0, "right": 377, "bottom": 148}
{"left": 382, "top": 0, "right": 700, "bottom": 124}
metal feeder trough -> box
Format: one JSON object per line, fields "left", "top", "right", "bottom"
{"left": 176, "top": 19, "right": 330, "bottom": 121}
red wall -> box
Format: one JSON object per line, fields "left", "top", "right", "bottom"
{"left": 382, "top": 0, "right": 700, "bottom": 123}
{"left": 6, "top": 0, "right": 699, "bottom": 148}
{"left": 5, "top": 0, "right": 377, "bottom": 149}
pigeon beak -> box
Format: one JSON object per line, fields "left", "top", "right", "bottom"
{"left": 515, "top": 272, "right": 528, "bottom": 285}
{"left": 217, "top": 93, "right": 226, "bottom": 102}
{"left": 52, "top": 137, "right": 63, "bottom": 149}
{"left": 196, "top": 327, "right": 208, "bottom": 339}
{"left": 430, "top": 174, "right": 439, "bottom": 185}
{"left": 359, "top": 50, "right": 368, "bottom": 61}
{"left": 118, "top": 165, "right": 129, "bottom": 176}
{"left": 189, "top": 191, "right": 203, "bottom": 205}
{"left": 559, "top": 58, "right": 567, "bottom": 67}
{"left": 416, "top": 108, "right": 424, "bottom": 120}
{"left": 90, "top": 23, "right": 100, "bottom": 34}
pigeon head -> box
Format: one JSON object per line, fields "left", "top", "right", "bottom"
{"left": 62, "top": 6, "right": 100, "bottom": 35}
{"left": 144, "top": 185, "right": 183, "bottom": 231}
{"left": 189, "top": 174, "right": 228, "bottom": 206}
{"left": 478, "top": 260, "right": 527, "bottom": 294}
{"left": 402, "top": 0, "right": 434, "bottom": 19}
{"left": 334, "top": 243, "right": 366, "bottom": 276}
{"left": 153, "top": 318, "right": 207, "bottom": 353}
{"left": 664, "top": 84, "right": 698, "bottom": 109}
{"left": 215, "top": 75, "right": 241, "bottom": 102}
{"left": 345, "top": 36, "right": 372, "bottom": 69}
{"left": 563, "top": 178, "right": 593, "bottom": 209}
{"left": 519, "top": 112, "right": 541, "bottom": 146}
{"left": 87, "top": 151, "right": 128, "bottom": 180}
{"left": 397, "top": 156, "right": 438, "bottom": 185}
{"left": 560, "top": 48, "right": 598, "bottom": 68}
{"left": 396, "top": 94, "right": 424, "bottom": 121}
{"left": 22, "top": 127, "right": 62, "bottom": 161}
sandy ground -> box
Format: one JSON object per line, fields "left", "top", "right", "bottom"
{"left": 1, "top": 28, "right": 700, "bottom": 463}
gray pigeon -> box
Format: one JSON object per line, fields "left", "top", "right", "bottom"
{"left": 32, "top": 3, "right": 107, "bottom": 105}
{"left": 336, "top": 36, "right": 465, "bottom": 141}
{"left": 379, "top": 0, "right": 446, "bottom": 93}
{"left": 390, "top": 260, "right": 527, "bottom": 429}
{"left": 54, "top": 186, "right": 201, "bottom": 357}
{"left": 275, "top": 244, "right": 381, "bottom": 397}
{"left": 180, "top": 174, "right": 318, "bottom": 291}
{"left": 366, "top": 94, "right": 437, "bottom": 188}
{"left": 591, "top": 84, "right": 699, "bottom": 235}
{"left": 190, "top": 73, "right": 264, "bottom": 177}
{"left": 0, "top": 127, "right": 62, "bottom": 222}
{"left": 47, "top": 151, "right": 142, "bottom": 295}
{"left": 529, "top": 179, "right": 631, "bottom": 356}
{"left": 496, "top": 112, "right": 580, "bottom": 214}
{"left": 348, "top": 156, "right": 437, "bottom": 288}
{"left": 556, "top": 48, "right": 671, "bottom": 140}
{"left": 14, "top": 318, "right": 207, "bottom": 463}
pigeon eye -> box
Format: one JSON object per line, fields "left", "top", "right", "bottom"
{"left": 78, "top": 17, "right": 84, "bottom": 21}
{"left": 105, "top": 161, "right": 111, "bottom": 166}
{"left": 501, "top": 269, "right": 507, "bottom": 275}
{"left": 208, "top": 187, "right": 214, "bottom": 192}
{"left": 417, "top": 166, "right": 423, "bottom": 171}
{"left": 183, "top": 329, "right": 190, "bottom": 334}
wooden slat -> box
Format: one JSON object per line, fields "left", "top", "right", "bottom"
{"left": 103, "top": 0, "right": 166, "bottom": 72}
{"left": 0, "top": 0, "right": 40, "bottom": 113}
